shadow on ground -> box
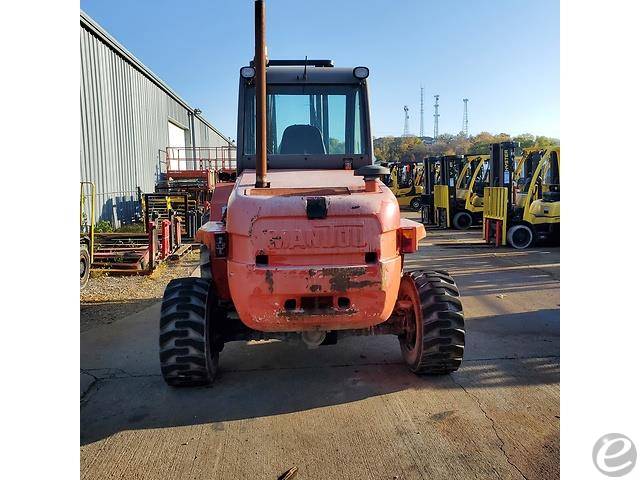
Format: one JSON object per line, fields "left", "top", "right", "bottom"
{"left": 81, "top": 307, "right": 559, "bottom": 445}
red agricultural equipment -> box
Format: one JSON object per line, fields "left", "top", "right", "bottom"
{"left": 158, "top": 0, "right": 465, "bottom": 387}
{"left": 91, "top": 216, "right": 182, "bottom": 275}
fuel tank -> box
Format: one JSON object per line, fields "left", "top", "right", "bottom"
{"left": 225, "top": 169, "right": 403, "bottom": 332}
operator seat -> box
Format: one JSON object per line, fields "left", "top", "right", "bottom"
{"left": 279, "top": 124, "right": 326, "bottom": 155}
{"left": 542, "top": 185, "right": 560, "bottom": 202}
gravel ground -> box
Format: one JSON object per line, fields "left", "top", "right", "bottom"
{"left": 80, "top": 249, "right": 199, "bottom": 332}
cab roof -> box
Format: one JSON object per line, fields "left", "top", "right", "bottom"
{"left": 245, "top": 60, "right": 365, "bottom": 84}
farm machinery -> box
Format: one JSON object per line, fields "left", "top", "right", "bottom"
{"left": 158, "top": 0, "right": 465, "bottom": 387}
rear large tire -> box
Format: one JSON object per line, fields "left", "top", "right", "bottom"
{"left": 80, "top": 244, "right": 90, "bottom": 290}
{"left": 159, "top": 277, "right": 219, "bottom": 387}
{"left": 452, "top": 211, "right": 473, "bottom": 230}
{"left": 398, "top": 270, "right": 465, "bottom": 374}
{"left": 507, "top": 224, "right": 535, "bottom": 249}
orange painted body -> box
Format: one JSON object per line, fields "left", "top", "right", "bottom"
{"left": 197, "top": 169, "right": 425, "bottom": 333}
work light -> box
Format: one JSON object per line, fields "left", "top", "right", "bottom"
{"left": 353, "top": 66, "right": 369, "bottom": 79}
{"left": 240, "top": 66, "right": 256, "bottom": 79}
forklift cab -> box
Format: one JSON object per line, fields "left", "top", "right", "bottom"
{"left": 515, "top": 149, "right": 544, "bottom": 207}
{"left": 541, "top": 149, "right": 560, "bottom": 202}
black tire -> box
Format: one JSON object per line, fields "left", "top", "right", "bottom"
{"left": 398, "top": 270, "right": 465, "bottom": 375}
{"left": 507, "top": 224, "right": 535, "bottom": 249}
{"left": 410, "top": 197, "right": 422, "bottom": 211}
{"left": 159, "top": 277, "right": 219, "bottom": 387}
{"left": 452, "top": 211, "right": 473, "bottom": 230}
{"left": 80, "top": 244, "right": 90, "bottom": 290}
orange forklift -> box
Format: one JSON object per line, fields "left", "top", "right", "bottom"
{"left": 158, "top": 0, "right": 465, "bottom": 386}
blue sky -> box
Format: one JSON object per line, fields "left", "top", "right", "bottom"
{"left": 81, "top": 0, "right": 559, "bottom": 140}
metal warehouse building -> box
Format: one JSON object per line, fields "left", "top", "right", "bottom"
{"left": 80, "top": 11, "right": 232, "bottom": 223}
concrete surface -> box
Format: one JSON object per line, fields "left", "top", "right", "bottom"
{"left": 81, "top": 220, "right": 559, "bottom": 480}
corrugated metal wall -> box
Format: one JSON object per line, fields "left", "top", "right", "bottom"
{"left": 80, "top": 13, "right": 231, "bottom": 224}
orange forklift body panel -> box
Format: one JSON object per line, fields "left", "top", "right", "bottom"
{"left": 198, "top": 169, "right": 425, "bottom": 332}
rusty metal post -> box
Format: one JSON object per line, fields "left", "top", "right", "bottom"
{"left": 254, "top": 0, "right": 269, "bottom": 188}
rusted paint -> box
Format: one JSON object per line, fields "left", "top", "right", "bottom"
{"left": 265, "top": 269, "right": 274, "bottom": 294}
{"left": 322, "top": 267, "right": 380, "bottom": 292}
{"left": 277, "top": 308, "right": 357, "bottom": 317}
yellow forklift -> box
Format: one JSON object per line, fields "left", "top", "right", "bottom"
{"left": 80, "top": 181, "right": 95, "bottom": 290}
{"left": 421, "top": 154, "right": 488, "bottom": 229}
{"left": 452, "top": 154, "right": 490, "bottom": 229}
{"left": 483, "top": 142, "right": 560, "bottom": 248}
{"left": 383, "top": 160, "right": 424, "bottom": 210}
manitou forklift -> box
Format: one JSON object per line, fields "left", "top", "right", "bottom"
{"left": 158, "top": 0, "right": 465, "bottom": 387}
{"left": 483, "top": 142, "right": 560, "bottom": 248}
{"left": 383, "top": 160, "right": 424, "bottom": 210}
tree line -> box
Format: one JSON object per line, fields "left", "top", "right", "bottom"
{"left": 373, "top": 132, "right": 560, "bottom": 163}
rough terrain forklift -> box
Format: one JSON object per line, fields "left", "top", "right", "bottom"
{"left": 158, "top": 0, "right": 465, "bottom": 387}
{"left": 382, "top": 160, "right": 424, "bottom": 210}
{"left": 483, "top": 142, "right": 560, "bottom": 248}
{"left": 80, "top": 181, "right": 95, "bottom": 290}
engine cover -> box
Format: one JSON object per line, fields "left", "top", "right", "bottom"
{"left": 225, "top": 169, "right": 404, "bottom": 332}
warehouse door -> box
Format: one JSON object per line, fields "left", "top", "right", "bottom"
{"left": 168, "top": 121, "right": 187, "bottom": 170}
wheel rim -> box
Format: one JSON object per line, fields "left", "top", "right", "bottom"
{"left": 398, "top": 278, "right": 420, "bottom": 357}
{"left": 512, "top": 227, "right": 532, "bottom": 248}
{"left": 456, "top": 213, "right": 471, "bottom": 229}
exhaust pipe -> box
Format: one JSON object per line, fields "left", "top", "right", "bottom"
{"left": 254, "top": 0, "right": 269, "bottom": 188}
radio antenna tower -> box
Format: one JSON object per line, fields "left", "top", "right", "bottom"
{"left": 403, "top": 105, "right": 410, "bottom": 136}
{"left": 420, "top": 86, "right": 425, "bottom": 137}
{"left": 433, "top": 95, "right": 440, "bottom": 140}
{"left": 462, "top": 98, "right": 469, "bottom": 136}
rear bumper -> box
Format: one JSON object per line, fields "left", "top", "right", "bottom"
{"left": 227, "top": 257, "right": 402, "bottom": 332}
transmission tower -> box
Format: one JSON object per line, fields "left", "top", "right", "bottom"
{"left": 420, "top": 86, "right": 425, "bottom": 137}
{"left": 462, "top": 98, "right": 469, "bottom": 137}
{"left": 403, "top": 105, "right": 410, "bottom": 136}
{"left": 433, "top": 95, "right": 440, "bottom": 140}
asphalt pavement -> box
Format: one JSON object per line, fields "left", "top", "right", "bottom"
{"left": 81, "top": 214, "right": 559, "bottom": 480}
